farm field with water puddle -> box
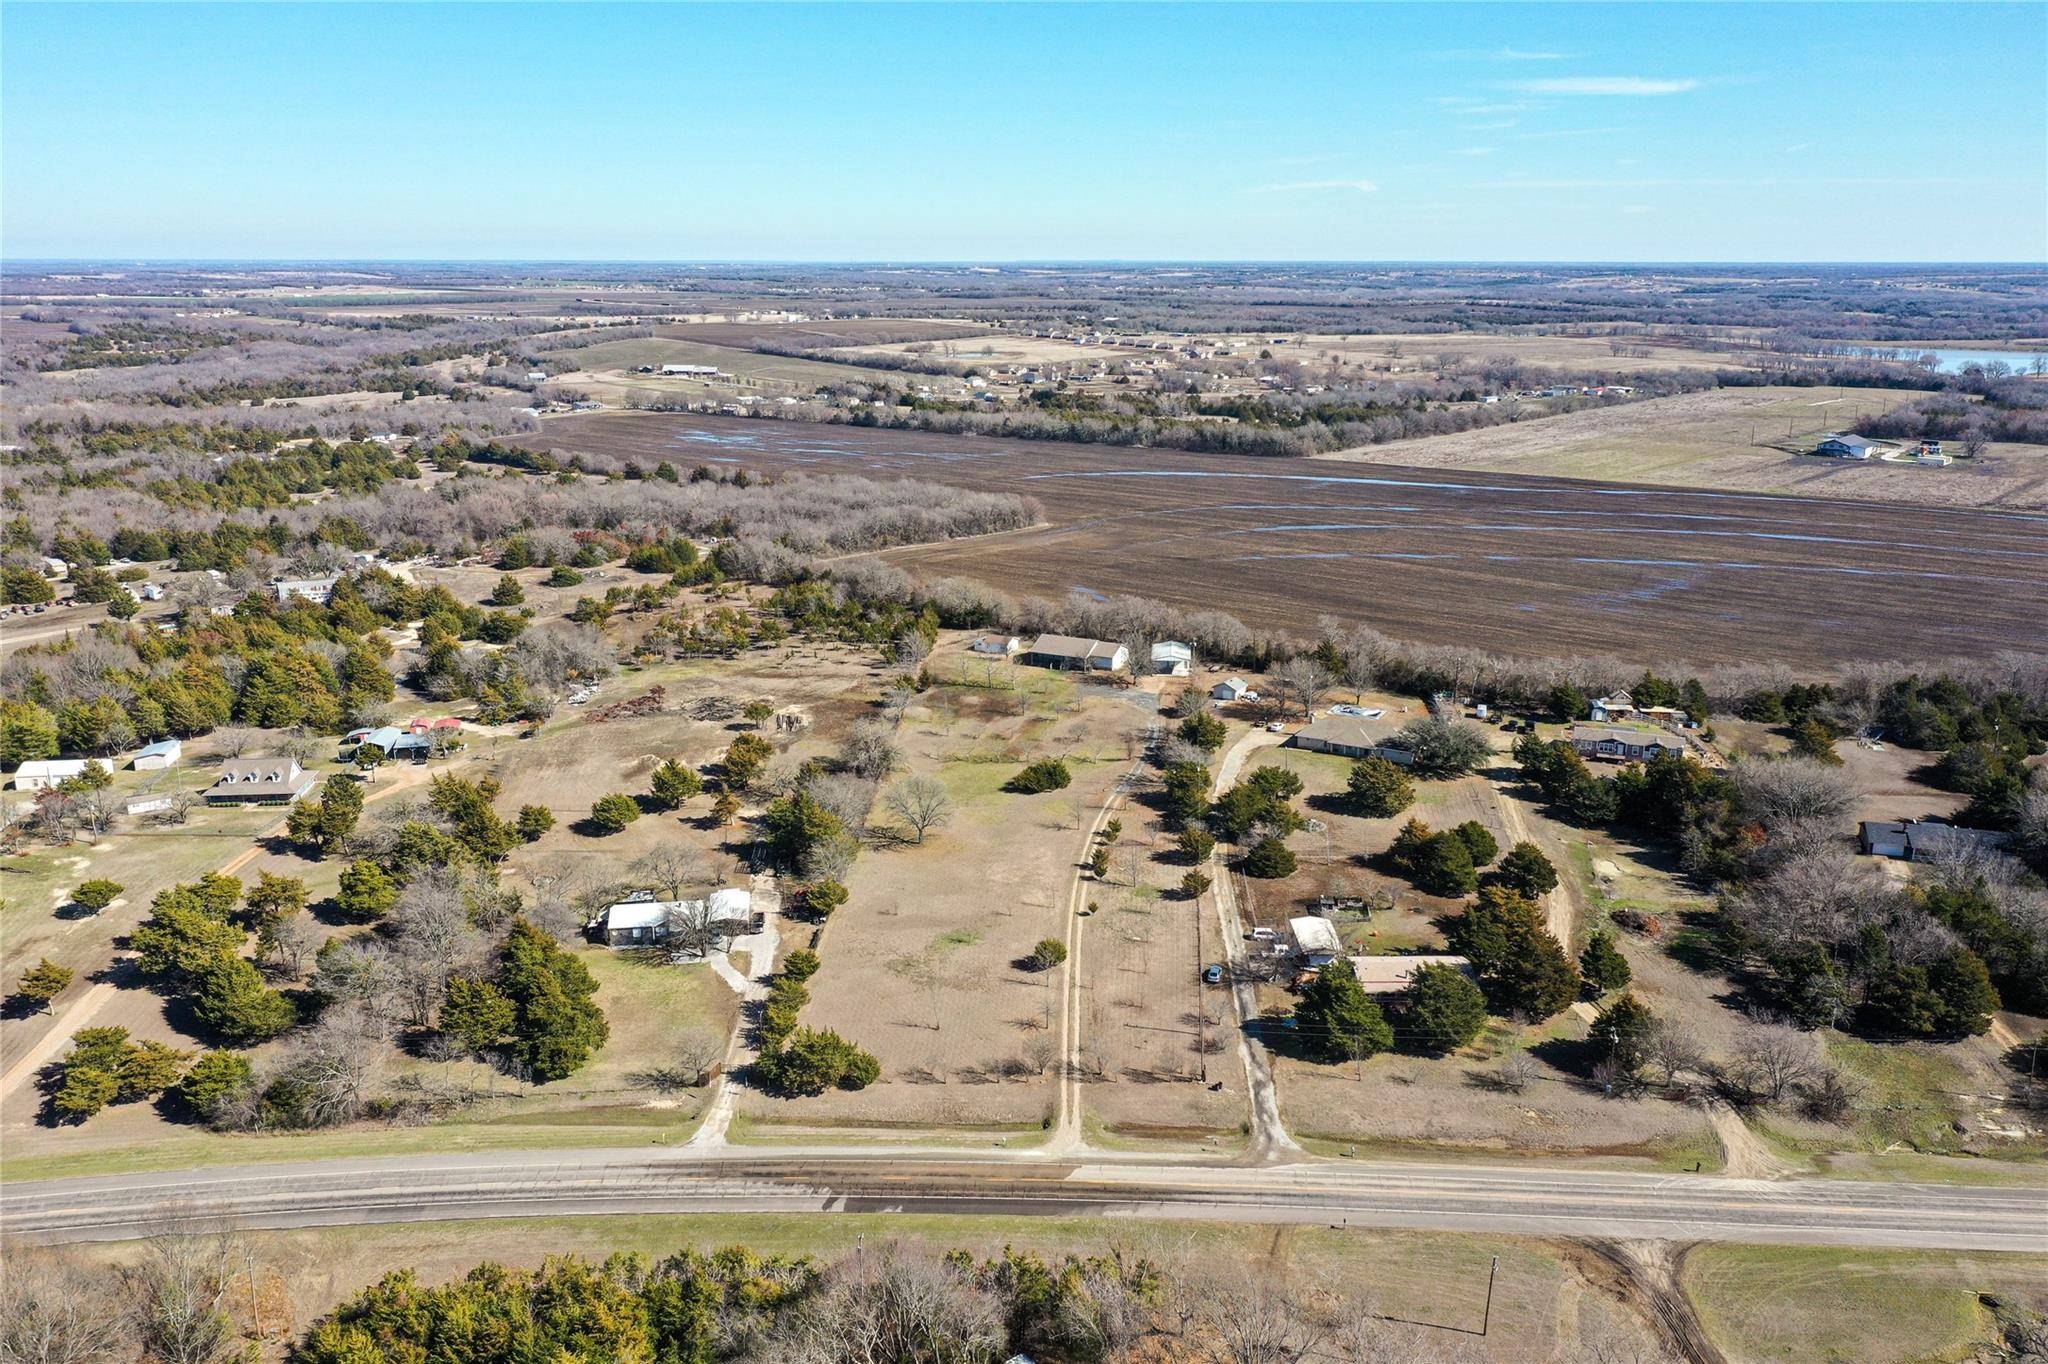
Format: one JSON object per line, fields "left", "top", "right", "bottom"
{"left": 527, "top": 412, "right": 2048, "bottom": 667}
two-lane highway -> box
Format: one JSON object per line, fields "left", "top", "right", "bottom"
{"left": 5, "top": 1146, "right": 2043, "bottom": 1252}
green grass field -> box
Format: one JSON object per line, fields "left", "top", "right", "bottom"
{"left": 1683, "top": 1244, "right": 2045, "bottom": 1364}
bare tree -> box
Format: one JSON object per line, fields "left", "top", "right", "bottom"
{"left": 0, "top": 1249, "right": 137, "bottom": 1364}
{"left": 123, "top": 1223, "right": 246, "bottom": 1364}
{"left": 770, "top": 1244, "right": 1006, "bottom": 1364}
{"left": 1642, "top": 1018, "right": 1704, "bottom": 1087}
{"left": 632, "top": 846, "right": 704, "bottom": 902}
{"left": 659, "top": 896, "right": 727, "bottom": 959}
{"left": 634, "top": 1027, "right": 727, "bottom": 1092}
{"left": 885, "top": 776, "right": 954, "bottom": 844}
{"left": 1196, "top": 1274, "right": 1326, "bottom": 1364}
{"left": 266, "top": 913, "right": 322, "bottom": 979}
{"left": 1721, "top": 1023, "right": 1819, "bottom": 1107}
{"left": 277, "top": 1002, "right": 391, "bottom": 1126}
{"left": 838, "top": 720, "right": 902, "bottom": 782}
{"left": 1273, "top": 657, "right": 1333, "bottom": 718}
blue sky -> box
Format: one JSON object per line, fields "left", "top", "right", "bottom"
{"left": 5, "top": 2, "right": 2043, "bottom": 262}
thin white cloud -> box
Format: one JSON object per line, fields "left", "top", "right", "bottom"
{"left": 1509, "top": 76, "right": 1701, "bottom": 96}
{"left": 1450, "top": 147, "right": 1495, "bottom": 157}
{"left": 1621, "top": 205, "right": 1655, "bottom": 215}
{"left": 1438, "top": 46, "right": 1569, "bottom": 61}
{"left": 1245, "top": 179, "right": 1379, "bottom": 194}
{"left": 1511, "top": 126, "right": 1623, "bottom": 141}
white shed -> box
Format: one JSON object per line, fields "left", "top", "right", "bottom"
{"left": 1288, "top": 915, "right": 1343, "bottom": 962}
{"left": 1150, "top": 641, "right": 1194, "bottom": 677}
{"left": 131, "top": 738, "right": 183, "bottom": 771}
{"left": 12, "top": 759, "right": 86, "bottom": 791}
{"left": 1212, "top": 677, "right": 1250, "bottom": 702}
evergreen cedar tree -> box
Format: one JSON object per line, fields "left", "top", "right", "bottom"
{"left": 336, "top": 861, "right": 399, "bottom": 921}
{"left": 1029, "top": 938, "right": 1068, "bottom": 970}
{"left": 1405, "top": 963, "right": 1488, "bottom": 1055}
{"left": 1579, "top": 929, "right": 1633, "bottom": 996}
{"left": 1241, "top": 836, "right": 1297, "bottom": 879}
{"left": 53, "top": 1027, "right": 191, "bottom": 1121}
{"left": 1345, "top": 755, "right": 1413, "bottom": 818}
{"left": 1450, "top": 884, "right": 1581, "bottom": 1020}
{"left": 1590, "top": 993, "right": 1656, "bottom": 1070}
{"left": 1178, "top": 710, "right": 1226, "bottom": 751}
{"left": 15, "top": 959, "right": 74, "bottom": 1011}
{"left": 589, "top": 793, "right": 642, "bottom": 834}
{"left": 1177, "top": 827, "right": 1216, "bottom": 863}
{"left": 648, "top": 759, "right": 703, "bottom": 809}
{"left": 1485, "top": 842, "right": 1558, "bottom": 898}
{"left": 1293, "top": 958, "right": 1393, "bottom": 1063}
{"left": 1008, "top": 757, "right": 1072, "bottom": 793}
{"left": 174, "top": 1050, "right": 256, "bottom": 1123}
{"left": 500, "top": 917, "right": 609, "bottom": 1082}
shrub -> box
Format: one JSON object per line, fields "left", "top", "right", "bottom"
{"left": 547, "top": 566, "right": 584, "bottom": 587}
{"left": 1177, "top": 828, "right": 1216, "bottom": 863}
{"left": 70, "top": 878, "right": 124, "bottom": 912}
{"left": 516, "top": 804, "right": 555, "bottom": 841}
{"left": 1028, "top": 938, "right": 1069, "bottom": 970}
{"left": 1589, "top": 993, "right": 1655, "bottom": 1072}
{"left": 1180, "top": 870, "right": 1213, "bottom": 900}
{"left": 1008, "top": 758, "right": 1072, "bottom": 793}
{"left": 588, "top": 793, "right": 642, "bottom": 834}
{"left": 782, "top": 949, "right": 822, "bottom": 982}
{"left": 802, "top": 879, "right": 849, "bottom": 916}
{"left": 758, "top": 1027, "right": 880, "bottom": 1096}
{"left": 173, "top": 1050, "right": 256, "bottom": 1124}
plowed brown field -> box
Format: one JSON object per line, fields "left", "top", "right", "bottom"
{"left": 527, "top": 412, "right": 2048, "bottom": 667}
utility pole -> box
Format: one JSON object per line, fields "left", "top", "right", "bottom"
{"left": 1193, "top": 886, "right": 1207, "bottom": 1083}
{"left": 1480, "top": 1255, "right": 1499, "bottom": 1337}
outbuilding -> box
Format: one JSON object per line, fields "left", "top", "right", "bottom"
{"left": 1288, "top": 915, "right": 1344, "bottom": 965}
{"left": 1814, "top": 433, "right": 1883, "bottom": 460}
{"left": 1211, "top": 677, "right": 1251, "bottom": 702}
{"left": 131, "top": 739, "right": 182, "bottom": 771}
{"left": 1149, "top": 641, "right": 1194, "bottom": 677}
{"left": 968, "top": 634, "right": 1023, "bottom": 656}
{"left": 11, "top": 759, "right": 87, "bottom": 791}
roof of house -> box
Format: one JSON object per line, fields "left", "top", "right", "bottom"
{"left": 1213, "top": 676, "right": 1248, "bottom": 693}
{"left": 1348, "top": 954, "right": 1472, "bottom": 994}
{"left": 1294, "top": 714, "right": 1384, "bottom": 750}
{"left": 1150, "top": 641, "right": 1193, "bottom": 663}
{"left": 16, "top": 759, "right": 86, "bottom": 777}
{"left": 1903, "top": 820, "right": 2009, "bottom": 853}
{"left": 212, "top": 756, "right": 311, "bottom": 797}
{"left": 134, "top": 739, "right": 181, "bottom": 758}
{"left": 1818, "top": 433, "right": 1880, "bottom": 451}
{"left": 970, "top": 633, "right": 1020, "bottom": 650}
{"left": 1026, "top": 633, "right": 1123, "bottom": 663}
{"left": 1288, "top": 916, "right": 1343, "bottom": 955}
{"left": 1571, "top": 723, "right": 1683, "bottom": 749}
{"left": 599, "top": 887, "right": 753, "bottom": 933}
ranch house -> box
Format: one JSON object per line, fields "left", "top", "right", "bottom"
{"left": 1023, "top": 634, "right": 1129, "bottom": 672}
{"left": 1569, "top": 724, "right": 1687, "bottom": 763}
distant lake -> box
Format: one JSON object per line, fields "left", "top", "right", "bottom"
{"left": 1833, "top": 345, "right": 2046, "bottom": 375}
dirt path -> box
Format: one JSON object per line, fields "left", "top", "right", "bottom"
{"left": 1705, "top": 1101, "right": 1798, "bottom": 1180}
{"left": 1049, "top": 717, "right": 1159, "bottom": 1155}
{"left": 1487, "top": 764, "right": 1576, "bottom": 946}
{"left": 1206, "top": 726, "right": 1301, "bottom": 1160}
{"left": 1575, "top": 1241, "right": 1731, "bottom": 1364}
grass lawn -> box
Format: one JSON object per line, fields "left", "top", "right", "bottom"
{"left": 1683, "top": 1244, "right": 2046, "bottom": 1364}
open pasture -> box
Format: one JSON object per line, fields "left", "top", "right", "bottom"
{"left": 1321, "top": 384, "right": 2048, "bottom": 510}
{"left": 528, "top": 412, "right": 2048, "bottom": 668}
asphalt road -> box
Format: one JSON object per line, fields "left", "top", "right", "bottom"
{"left": 6, "top": 1147, "right": 2043, "bottom": 1252}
